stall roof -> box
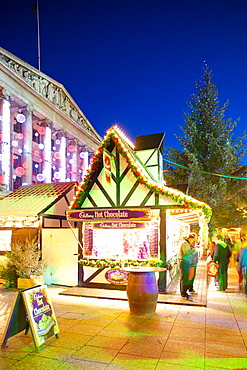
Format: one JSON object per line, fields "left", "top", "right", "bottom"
{"left": 0, "top": 182, "right": 77, "bottom": 217}
{"left": 68, "top": 126, "right": 212, "bottom": 223}
{"left": 135, "top": 133, "right": 165, "bottom": 151}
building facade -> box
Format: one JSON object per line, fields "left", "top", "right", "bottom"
{"left": 0, "top": 47, "right": 101, "bottom": 195}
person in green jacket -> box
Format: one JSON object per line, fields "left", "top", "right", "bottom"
{"left": 213, "top": 235, "right": 231, "bottom": 292}
{"left": 178, "top": 234, "right": 197, "bottom": 301}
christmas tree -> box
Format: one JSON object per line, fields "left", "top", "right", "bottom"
{"left": 165, "top": 63, "right": 247, "bottom": 228}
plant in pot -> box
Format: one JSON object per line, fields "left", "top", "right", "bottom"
{"left": 2, "top": 236, "right": 46, "bottom": 289}
{"left": 0, "top": 258, "right": 19, "bottom": 288}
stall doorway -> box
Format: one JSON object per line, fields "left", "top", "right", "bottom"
{"left": 42, "top": 228, "right": 78, "bottom": 286}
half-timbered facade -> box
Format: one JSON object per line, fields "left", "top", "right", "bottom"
{"left": 67, "top": 126, "right": 211, "bottom": 292}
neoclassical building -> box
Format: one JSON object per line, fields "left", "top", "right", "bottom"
{"left": 0, "top": 47, "right": 102, "bottom": 195}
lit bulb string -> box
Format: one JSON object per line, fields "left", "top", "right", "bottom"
{"left": 164, "top": 159, "right": 247, "bottom": 180}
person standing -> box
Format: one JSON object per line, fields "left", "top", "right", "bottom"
{"left": 207, "top": 241, "right": 216, "bottom": 259}
{"left": 238, "top": 245, "right": 247, "bottom": 296}
{"left": 230, "top": 238, "right": 241, "bottom": 267}
{"left": 178, "top": 233, "right": 197, "bottom": 301}
{"left": 235, "top": 247, "right": 243, "bottom": 291}
{"left": 188, "top": 248, "right": 199, "bottom": 294}
{"left": 213, "top": 235, "right": 231, "bottom": 292}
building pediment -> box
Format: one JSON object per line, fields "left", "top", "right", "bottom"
{"left": 0, "top": 47, "right": 101, "bottom": 143}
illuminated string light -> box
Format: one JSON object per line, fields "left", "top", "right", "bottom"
{"left": 1, "top": 100, "right": 11, "bottom": 189}
{"left": 43, "top": 126, "right": 52, "bottom": 182}
{"left": 59, "top": 136, "right": 66, "bottom": 181}
{"left": 164, "top": 158, "right": 247, "bottom": 181}
{"left": 68, "top": 125, "right": 211, "bottom": 221}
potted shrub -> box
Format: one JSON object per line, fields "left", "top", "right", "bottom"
{"left": 2, "top": 236, "right": 46, "bottom": 289}
{"left": 0, "top": 258, "right": 18, "bottom": 288}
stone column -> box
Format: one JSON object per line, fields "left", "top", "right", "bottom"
{"left": 69, "top": 140, "right": 78, "bottom": 181}
{"left": 0, "top": 97, "right": 11, "bottom": 192}
{"left": 59, "top": 134, "right": 66, "bottom": 182}
{"left": 79, "top": 146, "right": 89, "bottom": 181}
{"left": 43, "top": 123, "right": 52, "bottom": 183}
{"left": 21, "top": 106, "right": 33, "bottom": 185}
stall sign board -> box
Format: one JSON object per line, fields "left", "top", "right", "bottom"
{"left": 2, "top": 285, "right": 59, "bottom": 351}
{"left": 105, "top": 269, "right": 129, "bottom": 285}
{"left": 67, "top": 208, "right": 151, "bottom": 221}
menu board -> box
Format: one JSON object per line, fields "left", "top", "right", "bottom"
{"left": 2, "top": 285, "right": 59, "bottom": 351}
{"left": 83, "top": 220, "right": 159, "bottom": 260}
{"left": 22, "top": 285, "right": 59, "bottom": 348}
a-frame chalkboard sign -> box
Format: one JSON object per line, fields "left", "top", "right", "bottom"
{"left": 2, "top": 285, "right": 59, "bottom": 351}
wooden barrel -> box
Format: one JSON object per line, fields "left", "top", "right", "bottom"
{"left": 126, "top": 271, "right": 158, "bottom": 316}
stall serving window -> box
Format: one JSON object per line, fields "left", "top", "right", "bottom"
{"left": 166, "top": 216, "right": 190, "bottom": 261}
{"left": 83, "top": 220, "right": 159, "bottom": 260}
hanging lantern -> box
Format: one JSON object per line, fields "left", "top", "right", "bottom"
{"left": 54, "top": 152, "right": 61, "bottom": 160}
{"left": 37, "top": 173, "right": 45, "bottom": 182}
{"left": 16, "top": 113, "right": 26, "bottom": 123}
{"left": 15, "top": 167, "right": 25, "bottom": 176}
{"left": 38, "top": 126, "right": 46, "bottom": 135}
{"left": 68, "top": 144, "right": 75, "bottom": 152}
{"left": 54, "top": 171, "right": 61, "bottom": 179}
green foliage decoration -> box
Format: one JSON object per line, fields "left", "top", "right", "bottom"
{"left": 79, "top": 257, "right": 177, "bottom": 270}
{"left": 0, "top": 259, "right": 18, "bottom": 288}
{"left": 0, "top": 237, "right": 47, "bottom": 284}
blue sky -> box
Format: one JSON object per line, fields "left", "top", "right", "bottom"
{"left": 2, "top": 0, "right": 247, "bottom": 157}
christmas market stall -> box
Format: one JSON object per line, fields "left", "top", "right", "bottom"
{"left": 66, "top": 126, "right": 211, "bottom": 293}
{"left": 0, "top": 182, "right": 78, "bottom": 287}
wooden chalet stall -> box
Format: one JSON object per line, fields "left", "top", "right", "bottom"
{"left": 0, "top": 182, "right": 78, "bottom": 286}
{"left": 67, "top": 126, "right": 211, "bottom": 292}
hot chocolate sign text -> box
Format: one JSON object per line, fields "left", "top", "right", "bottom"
{"left": 68, "top": 209, "right": 150, "bottom": 221}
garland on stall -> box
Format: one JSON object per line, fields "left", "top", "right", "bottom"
{"left": 69, "top": 126, "right": 212, "bottom": 222}
{"left": 79, "top": 257, "right": 178, "bottom": 270}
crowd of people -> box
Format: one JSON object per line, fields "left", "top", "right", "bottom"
{"left": 209, "top": 234, "right": 247, "bottom": 295}
{"left": 178, "top": 232, "right": 247, "bottom": 300}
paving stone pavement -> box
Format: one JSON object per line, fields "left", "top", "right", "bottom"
{"left": 0, "top": 264, "right": 247, "bottom": 370}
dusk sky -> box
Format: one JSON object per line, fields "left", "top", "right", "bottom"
{"left": 2, "top": 0, "right": 247, "bottom": 157}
